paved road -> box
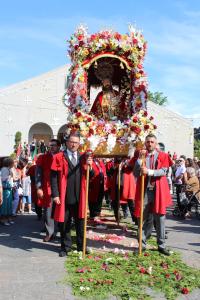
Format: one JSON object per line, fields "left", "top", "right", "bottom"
{"left": 0, "top": 210, "right": 199, "bottom": 300}
{"left": 0, "top": 214, "right": 74, "bottom": 300}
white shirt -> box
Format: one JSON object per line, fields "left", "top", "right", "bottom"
{"left": 22, "top": 176, "right": 31, "bottom": 196}
{"left": 67, "top": 149, "right": 78, "bottom": 164}
{"left": 175, "top": 165, "right": 186, "bottom": 184}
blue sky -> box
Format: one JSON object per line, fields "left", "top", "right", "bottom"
{"left": 0, "top": 0, "right": 200, "bottom": 126}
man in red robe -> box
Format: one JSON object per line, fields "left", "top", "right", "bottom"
{"left": 50, "top": 132, "right": 93, "bottom": 257}
{"left": 134, "top": 134, "right": 173, "bottom": 255}
{"left": 88, "top": 158, "right": 107, "bottom": 220}
{"left": 35, "top": 139, "right": 61, "bottom": 242}
{"left": 109, "top": 158, "right": 136, "bottom": 222}
{"left": 90, "top": 78, "right": 126, "bottom": 120}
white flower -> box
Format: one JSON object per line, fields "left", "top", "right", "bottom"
{"left": 105, "top": 257, "right": 113, "bottom": 262}
{"left": 80, "top": 286, "right": 85, "bottom": 291}
{"left": 79, "top": 122, "right": 86, "bottom": 130}
{"left": 85, "top": 287, "right": 90, "bottom": 291}
{"left": 107, "top": 134, "right": 116, "bottom": 153}
{"left": 88, "top": 135, "right": 101, "bottom": 151}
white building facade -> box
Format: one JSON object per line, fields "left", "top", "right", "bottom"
{"left": 0, "top": 65, "right": 194, "bottom": 158}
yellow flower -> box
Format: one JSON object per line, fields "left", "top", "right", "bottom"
{"left": 121, "top": 35, "right": 128, "bottom": 40}
{"left": 79, "top": 75, "right": 85, "bottom": 82}
{"left": 140, "top": 117, "right": 147, "bottom": 124}
{"left": 83, "top": 49, "right": 89, "bottom": 56}
{"left": 135, "top": 73, "right": 141, "bottom": 79}
{"left": 117, "top": 129, "right": 125, "bottom": 137}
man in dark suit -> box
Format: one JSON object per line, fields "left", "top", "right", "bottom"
{"left": 51, "top": 132, "right": 93, "bottom": 257}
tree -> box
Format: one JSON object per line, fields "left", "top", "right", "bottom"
{"left": 194, "top": 138, "right": 200, "bottom": 159}
{"left": 14, "top": 131, "right": 22, "bottom": 152}
{"left": 148, "top": 91, "right": 168, "bottom": 106}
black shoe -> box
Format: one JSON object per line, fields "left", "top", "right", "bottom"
{"left": 59, "top": 250, "right": 66, "bottom": 257}
{"left": 66, "top": 248, "right": 72, "bottom": 255}
{"left": 158, "top": 248, "right": 171, "bottom": 256}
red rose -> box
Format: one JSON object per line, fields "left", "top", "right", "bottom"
{"left": 137, "top": 64, "right": 143, "bottom": 69}
{"left": 111, "top": 128, "right": 117, "bottom": 134}
{"left": 114, "top": 32, "right": 121, "bottom": 40}
{"left": 165, "top": 274, "right": 170, "bottom": 278}
{"left": 77, "top": 34, "right": 83, "bottom": 41}
{"left": 74, "top": 45, "right": 79, "bottom": 50}
{"left": 133, "top": 38, "right": 138, "bottom": 44}
{"left": 181, "top": 287, "right": 189, "bottom": 294}
{"left": 139, "top": 267, "right": 146, "bottom": 274}
{"left": 132, "top": 116, "right": 138, "bottom": 123}
{"left": 130, "top": 126, "right": 141, "bottom": 135}
{"left": 79, "top": 41, "right": 84, "bottom": 47}
{"left": 89, "top": 128, "right": 94, "bottom": 135}
{"left": 87, "top": 117, "right": 92, "bottom": 122}
{"left": 144, "top": 124, "right": 149, "bottom": 130}
{"left": 154, "top": 125, "right": 157, "bottom": 129}
{"left": 90, "top": 34, "right": 96, "bottom": 41}
{"left": 150, "top": 116, "right": 154, "bottom": 120}
{"left": 143, "top": 111, "right": 148, "bottom": 116}
{"left": 76, "top": 112, "right": 82, "bottom": 117}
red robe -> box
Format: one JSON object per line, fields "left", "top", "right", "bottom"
{"left": 134, "top": 151, "right": 173, "bottom": 217}
{"left": 89, "top": 159, "right": 107, "bottom": 203}
{"left": 110, "top": 161, "right": 136, "bottom": 204}
{"left": 90, "top": 90, "right": 126, "bottom": 120}
{"left": 36, "top": 152, "right": 54, "bottom": 208}
{"left": 51, "top": 152, "right": 87, "bottom": 222}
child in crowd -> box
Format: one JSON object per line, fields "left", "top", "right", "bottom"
{"left": 21, "top": 168, "right": 33, "bottom": 214}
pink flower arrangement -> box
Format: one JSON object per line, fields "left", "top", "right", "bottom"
{"left": 66, "top": 109, "right": 156, "bottom": 153}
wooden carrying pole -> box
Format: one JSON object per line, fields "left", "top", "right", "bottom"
{"left": 83, "top": 164, "right": 90, "bottom": 259}
{"left": 117, "top": 162, "right": 121, "bottom": 225}
{"left": 138, "top": 156, "right": 145, "bottom": 256}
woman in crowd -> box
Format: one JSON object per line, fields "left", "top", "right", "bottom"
{"left": 12, "top": 159, "right": 22, "bottom": 216}
{"left": 183, "top": 167, "right": 200, "bottom": 217}
{"left": 0, "top": 158, "right": 14, "bottom": 225}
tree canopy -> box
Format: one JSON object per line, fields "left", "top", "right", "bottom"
{"left": 148, "top": 91, "right": 168, "bottom": 106}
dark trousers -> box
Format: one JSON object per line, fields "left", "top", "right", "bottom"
{"left": 59, "top": 203, "right": 84, "bottom": 251}
{"left": 121, "top": 200, "right": 135, "bottom": 222}
{"left": 139, "top": 189, "right": 165, "bottom": 249}
{"left": 176, "top": 184, "right": 183, "bottom": 210}
{"left": 35, "top": 203, "right": 42, "bottom": 220}
{"left": 89, "top": 183, "right": 104, "bottom": 218}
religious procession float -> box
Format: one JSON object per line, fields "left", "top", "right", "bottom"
{"left": 63, "top": 24, "right": 157, "bottom": 156}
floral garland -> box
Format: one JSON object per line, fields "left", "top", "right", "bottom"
{"left": 65, "top": 24, "right": 148, "bottom": 114}
{"left": 65, "top": 24, "right": 156, "bottom": 153}
{"left": 66, "top": 109, "right": 156, "bottom": 153}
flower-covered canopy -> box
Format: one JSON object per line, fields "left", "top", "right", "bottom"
{"left": 64, "top": 24, "right": 156, "bottom": 154}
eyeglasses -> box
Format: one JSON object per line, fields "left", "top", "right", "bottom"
{"left": 68, "top": 141, "right": 80, "bottom": 145}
